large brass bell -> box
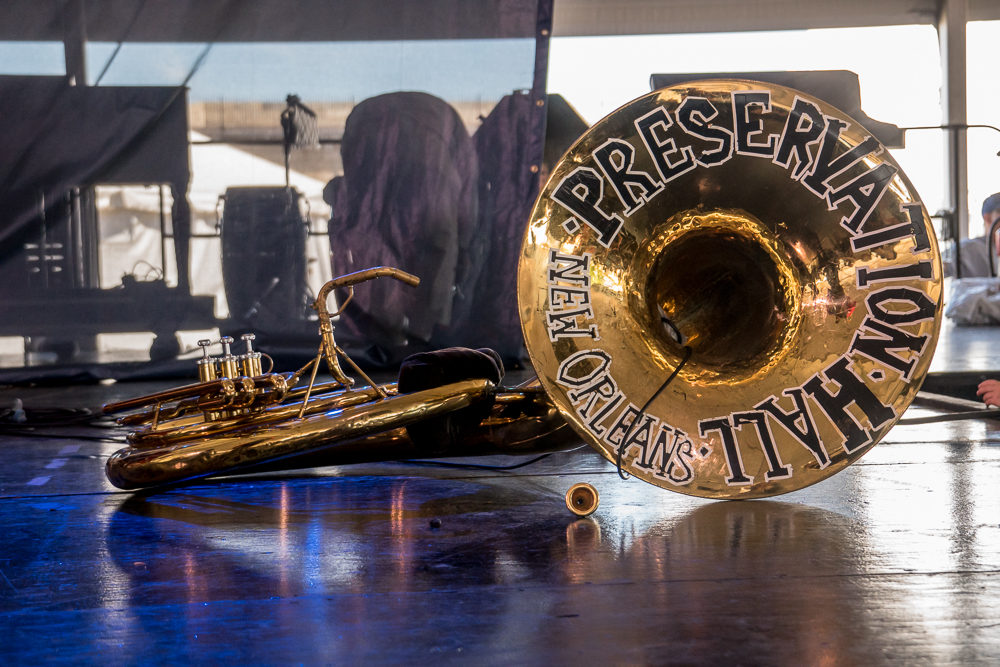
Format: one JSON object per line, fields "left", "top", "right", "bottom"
{"left": 518, "top": 79, "right": 941, "bottom": 498}
{"left": 104, "top": 80, "right": 942, "bottom": 502}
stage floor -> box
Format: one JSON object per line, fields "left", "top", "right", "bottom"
{"left": 2, "top": 318, "right": 999, "bottom": 664}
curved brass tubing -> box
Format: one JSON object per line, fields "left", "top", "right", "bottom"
{"left": 106, "top": 81, "right": 944, "bottom": 502}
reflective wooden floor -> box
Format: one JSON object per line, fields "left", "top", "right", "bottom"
{"left": 2, "top": 319, "right": 1000, "bottom": 664}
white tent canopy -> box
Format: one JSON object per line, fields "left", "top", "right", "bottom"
{"left": 97, "top": 132, "right": 333, "bottom": 320}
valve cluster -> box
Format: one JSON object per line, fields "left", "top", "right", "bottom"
{"left": 197, "top": 334, "right": 263, "bottom": 382}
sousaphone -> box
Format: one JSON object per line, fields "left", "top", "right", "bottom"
{"left": 104, "top": 80, "right": 942, "bottom": 501}
{"left": 519, "top": 78, "right": 941, "bottom": 498}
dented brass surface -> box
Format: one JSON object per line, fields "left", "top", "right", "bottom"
{"left": 518, "top": 79, "right": 942, "bottom": 498}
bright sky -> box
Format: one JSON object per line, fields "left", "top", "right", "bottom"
{"left": 2, "top": 22, "right": 999, "bottom": 234}
{"left": 547, "top": 22, "right": 1000, "bottom": 236}
{"left": 0, "top": 38, "right": 537, "bottom": 103}
{"left": 85, "top": 39, "right": 537, "bottom": 102}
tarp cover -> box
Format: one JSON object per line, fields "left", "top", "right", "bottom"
{"left": 321, "top": 6, "right": 551, "bottom": 366}
{"left": 0, "top": 76, "right": 191, "bottom": 289}
{"left": 325, "top": 89, "right": 547, "bottom": 365}
{"left": 0, "top": 76, "right": 189, "bottom": 238}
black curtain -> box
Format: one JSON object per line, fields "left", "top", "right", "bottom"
{"left": 0, "top": 0, "right": 553, "bottom": 380}
{"left": 327, "top": 1, "right": 552, "bottom": 367}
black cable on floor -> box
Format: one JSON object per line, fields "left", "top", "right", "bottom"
{"left": 396, "top": 445, "right": 590, "bottom": 472}
{"left": 0, "top": 406, "right": 126, "bottom": 442}
{"left": 0, "top": 429, "right": 127, "bottom": 443}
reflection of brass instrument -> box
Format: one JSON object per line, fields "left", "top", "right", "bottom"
{"left": 106, "top": 80, "right": 942, "bottom": 501}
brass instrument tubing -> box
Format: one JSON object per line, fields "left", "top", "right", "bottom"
{"left": 103, "top": 379, "right": 229, "bottom": 414}
{"left": 118, "top": 375, "right": 287, "bottom": 429}
{"left": 119, "top": 401, "right": 187, "bottom": 427}
{"left": 233, "top": 377, "right": 257, "bottom": 409}
{"left": 241, "top": 334, "right": 263, "bottom": 377}
{"left": 315, "top": 290, "right": 353, "bottom": 388}
{"left": 197, "top": 359, "right": 217, "bottom": 382}
{"left": 315, "top": 267, "right": 420, "bottom": 318}
{"left": 151, "top": 402, "right": 162, "bottom": 430}
{"left": 333, "top": 285, "right": 355, "bottom": 314}
{"left": 284, "top": 347, "right": 321, "bottom": 389}
{"left": 106, "top": 378, "right": 492, "bottom": 489}
{"left": 242, "top": 356, "right": 263, "bottom": 378}
{"left": 297, "top": 355, "right": 323, "bottom": 420}
{"left": 335, "top": 344, "right": 387, "bottom": 399}
{"left": 196, "top": 338, "right": 217, "bottom": 382}
{"left": 312, "top": 267, "right": 421, "bottom": 390}
{"left": 494, "top": 391, "right": 534, "bottom": 404}
{"left": 220, "top": 357, "right": 239, "bottom": 380}
{"left": 128, "top": 384, "right": 390, "bottom": 450}
{"left": 257, "top": 374, "right": 288, "bottom": 404}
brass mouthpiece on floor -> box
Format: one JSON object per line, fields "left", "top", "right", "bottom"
{"left": 565, "top": 482, "right": 599, "bottom": 517}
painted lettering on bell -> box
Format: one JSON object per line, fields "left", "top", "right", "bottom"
{"left": 545, "top": 250, "right": 598, "bottom": 341}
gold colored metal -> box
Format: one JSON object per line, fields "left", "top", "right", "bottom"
{"left": 518, "top": 79, "right": 942, "bottom": 499}
{"left": 313, "top": 266, "right": 419, "bottom": 391}
{"left": 107, "top": 378, "right": 492, "bottom": 489}
{"left": 218, "top": 336, "right": 239, "bottom": 379}
{"left": 241, "top": 333, "right": 263, "bottom": 377}
{"left": 565, "top": 482, "right": 599, "bottom": 517}
{"left": 196, "top": 339, "right": 217, "bottom": 382}
{"left": 104, "top": 266, "right": 576, "bottom": 490}
{"left": 106, "top": 375, "right": 576, "bottom": 489}
{"left": 105, "top": 81, "right": 943, "bottom": 501}
{"left": 296, "top": 355, "right": 322, "bottom": 420}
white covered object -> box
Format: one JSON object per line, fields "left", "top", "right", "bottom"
{"left": 945, "top": 278, "right": 1000, "bottom": 325}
